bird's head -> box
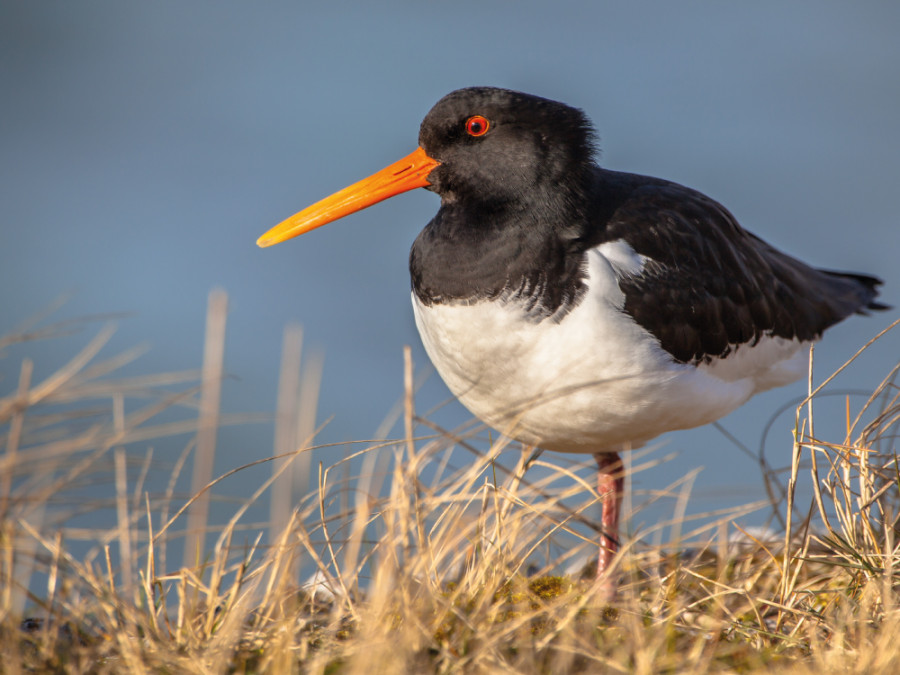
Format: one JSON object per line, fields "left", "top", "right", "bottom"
{"left": 257, "top": 87, "right": 595, "bottom": 247}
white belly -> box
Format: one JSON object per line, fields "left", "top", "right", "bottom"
{"left": 411, "top": 244, "right": 808, "bottom": 453}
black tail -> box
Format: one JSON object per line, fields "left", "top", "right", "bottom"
{"left": 820, "top": 269, "right": 890, "bottom": 314}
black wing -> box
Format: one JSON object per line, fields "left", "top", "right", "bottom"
{"left": 591, "top": 173, "right": 885, "bottom": 364}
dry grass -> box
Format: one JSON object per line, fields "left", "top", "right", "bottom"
{"left": 1, "top": 299, "right": 898, "bottom": 674}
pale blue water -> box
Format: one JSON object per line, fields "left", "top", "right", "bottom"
{"left": 2, "top": 1, "right": 898, "bottom": 559}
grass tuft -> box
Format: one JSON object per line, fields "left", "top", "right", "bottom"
{"left": 1, "top": 306, "right": 898, "bottom": 673}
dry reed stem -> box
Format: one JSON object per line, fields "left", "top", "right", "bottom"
{"left": 183, "top": 288, "right": 228, "bottom": 569}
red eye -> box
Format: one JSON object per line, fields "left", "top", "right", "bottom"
{"left": 465, "top": 115, "right": 490, "bottom": 137}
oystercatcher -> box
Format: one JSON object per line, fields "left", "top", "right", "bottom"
{"left": 257, "top": 87, "right": 885, "bottom": 596}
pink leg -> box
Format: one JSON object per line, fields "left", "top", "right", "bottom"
{"left": 594, "top": 451, "right": 624, "bottom": 600}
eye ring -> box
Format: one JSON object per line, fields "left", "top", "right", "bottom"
{"left": 465, "top": 115, "right": 490, "bottom": 137}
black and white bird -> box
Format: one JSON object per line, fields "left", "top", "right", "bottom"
{"left": 257, "top": 87, "right": 886, "bottom": 596}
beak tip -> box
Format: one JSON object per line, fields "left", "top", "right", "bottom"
{"left": 256, "top": 236, "right": 273, "bottom": 248}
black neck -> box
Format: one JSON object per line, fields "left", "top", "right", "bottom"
{"left": 410, "top": 170, "right": 601, "bottom": 319}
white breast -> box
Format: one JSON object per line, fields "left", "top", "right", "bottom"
{"left": 412, "top": 240, "right": 809, "bottom": 453}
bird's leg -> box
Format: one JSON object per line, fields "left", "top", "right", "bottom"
{"left": 594, "top": 451, "right": 624, "bottom": 600}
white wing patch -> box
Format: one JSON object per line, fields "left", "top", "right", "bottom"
{"left": 595, "top": 239, "right": 650, "bottom": 279}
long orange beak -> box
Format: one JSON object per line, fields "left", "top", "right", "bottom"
{"left": 257, "top": 146, "right": 440, "bottom": 247}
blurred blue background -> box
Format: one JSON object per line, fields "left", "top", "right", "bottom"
{"left": 2, "top": 1, "right": 898, "bottom": 541}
